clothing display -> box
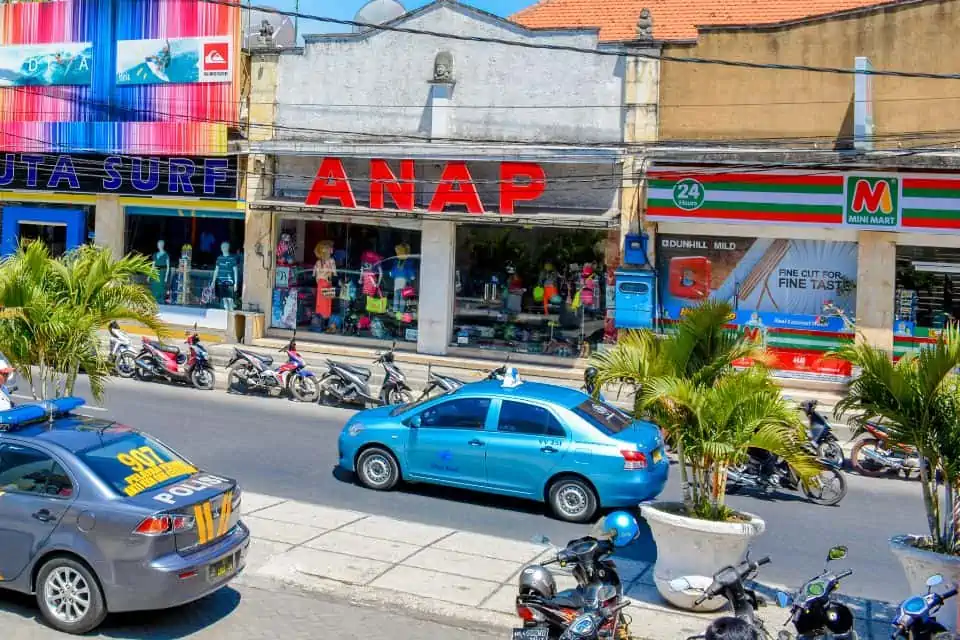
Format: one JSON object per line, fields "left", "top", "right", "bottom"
{"left": 313, "top": 241, "right": 336, "bottom": 319}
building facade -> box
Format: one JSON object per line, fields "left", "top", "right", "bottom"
{"left": 243, "top": 0, "right": 658, "bottom": 362}
{"left": 0, "top": 0, "right": 244, "bottom": 330}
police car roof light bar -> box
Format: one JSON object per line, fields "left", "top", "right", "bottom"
{"left": 0, "top": 396, "right": 86, "bottom": 431}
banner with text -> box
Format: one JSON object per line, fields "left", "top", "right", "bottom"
{"left": 116, "top": 36, "right": 232, "bottom": 86}
{"left": 656, "top": 234, "right": 859, "bottom": 333}
{"left": 0, "top": 42, "right": 92, "bottom": 87}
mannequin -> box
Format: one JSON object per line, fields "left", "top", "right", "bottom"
{"left": 152, "top": 240, "right": 170, "bottom": 303}
{"left": 211, "top": 241, "right": 238, "bottom": 311}
{"left": 313, "top": 240, "right": 336, "bottom": 320}
{"left": 390, "top": 243, "right": 416, "bottom": 313}
{"left": 540, "top": 263, "right": 558, "bottom": 315}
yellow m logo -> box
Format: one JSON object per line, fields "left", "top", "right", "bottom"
{"left": 851, "top": 179, "right": 894, "bottom": 215}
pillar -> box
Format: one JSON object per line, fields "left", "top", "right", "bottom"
{"left": 855, "top": 231, "right": 896, "bottom": 352}
{"left": 241, "top": 154, "right": 275, "bottom": 317}
{"left": 417, "top": 219, "right": 456, "bottom": 355}
{"left": 94, "top": 194, "right": 123, "bottom": 259}
{"left": 622, "top": 49, "right": 660, "bottom": 265}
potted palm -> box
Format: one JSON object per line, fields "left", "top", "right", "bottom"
{"left": 834, "top": 332, "right": 960, "bottom": 631}
{"left": 591, "top": 301, "right": 819, "bottom": 611}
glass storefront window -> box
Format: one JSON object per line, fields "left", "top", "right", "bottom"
{"left": 895, "top": 245, "right": 960, "bottom": 337}
{"left": 124, "top": 212, "right": 245, "bottom": 310}
{"left": 271, "top": 219, "right": 422, "bottom": 343}
{"left": 452, "top": 225, "right": 609, "bottom": 358}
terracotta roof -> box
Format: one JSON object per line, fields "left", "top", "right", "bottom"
{"left": 512, "top": 0, "right": 905, "bottom": 42}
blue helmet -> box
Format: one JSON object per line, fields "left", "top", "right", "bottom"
{"left": 593, "top": 511, "right": 640, "bottom": 547}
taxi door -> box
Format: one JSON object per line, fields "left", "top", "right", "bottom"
{"left": 0, "top": 443, "right": 75, "bottom": 581}
{"left": 483, "top": 399, "right": 569, "bottom": 496}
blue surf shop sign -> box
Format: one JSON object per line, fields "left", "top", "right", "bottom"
{"left": 0, "top": 153, "right": 238, "bottom": 199}
{"left": 0, "top": 42, "right": 93, "bottom": 87}
{"left": 115, "top": 36, "right": 232, "bottom": 86}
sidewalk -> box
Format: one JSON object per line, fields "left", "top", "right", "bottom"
{"left": 237, "top": 492, "right": 896, "bottom": 640}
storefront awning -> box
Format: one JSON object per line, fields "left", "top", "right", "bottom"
{"left": 125, "top": 206, "right": 245, "bottom": 220}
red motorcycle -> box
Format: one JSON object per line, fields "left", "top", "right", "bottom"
{"left": 850, "top": 420, "right": 923, "bottom": 478}
{"left": 133, "top": 330, "right": 216, "bottom": 390}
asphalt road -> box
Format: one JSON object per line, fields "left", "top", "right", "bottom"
{"left": 24, "top": 378, "right": 923, "bottom": 605}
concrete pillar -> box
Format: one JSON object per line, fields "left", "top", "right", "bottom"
{"left": 242, "top": 154, "right": 275, "bottom": 317}
{"left": 429, "top": 82, "right": 454, "bottom": 140}
{"left": 855, "top": 231, "right": 896, "bottom": 352}
{"left": 621, "top": 49, "right": 660, "bottom": 262}
{"left": 94, "top": 194, "right": 124, "bottom": 259}
{"left": 417, "top": 219, "right": 456, "bottom": 355}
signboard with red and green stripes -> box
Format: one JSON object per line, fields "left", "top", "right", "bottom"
{"left": 648, "top": 167, "right": 960, "bottom": 232}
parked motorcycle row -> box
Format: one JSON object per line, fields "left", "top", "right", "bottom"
{"left": 518, "top": 513, "right": 958, "bottom": 640}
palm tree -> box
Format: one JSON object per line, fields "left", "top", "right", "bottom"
{"left": 834, "top": 331, "right": 960, "bottom": 555}
{"left": 590, "top": 300, "right": 818, "bottom": 520}
{"left": 0, "top": 241, "right": 161, "bottom": 401}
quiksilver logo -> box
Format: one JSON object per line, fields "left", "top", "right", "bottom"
{"left": 205, "top": 50, "right": 226, "bottom": 65}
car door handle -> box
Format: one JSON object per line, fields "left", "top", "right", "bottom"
{"left": 32, "top": 509, "right": 54, "bottom": 523}
{"left": 541, "top": 446, "right": 559, "bottom": 453}
{"left": 468, "top": 439, "right": 485, "bottom": 447}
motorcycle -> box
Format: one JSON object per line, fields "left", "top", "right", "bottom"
{"left": 775, "top": 545, "right": 856, "bottom": 640}
{"left": 556, "top": 601, "right": 632, "bottom": 640}
{"left": 891, "top": 574, "right": 957, "bottom": 640}
{"left": 682, "top": 552, "right": 772, "bottom": 640}
{"left": 799, "top": 400, "right": 844, "bottom": 467}
{"left": 415, "top": 363, "right": 466, "bottom": 400}
{"left": 107, "top": 321, "right": 137, "bottom": 378}
{"left": 133, "top": 329, "right": 215, "bottom": 390}
{"left": 726, "top": 448, "right": 847, "bottom": 506}
{"left": 227, "top": 338, "right": 319, "bottom": 402}
{"left": 318, "top": 344, "right": 413, "bottom": 408}
{"left": 850, "top": 420, "right": 923, "bottom": 479}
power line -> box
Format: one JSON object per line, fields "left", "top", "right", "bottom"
{"left": 206, "top": 0, "right": 960, "bottom": 81}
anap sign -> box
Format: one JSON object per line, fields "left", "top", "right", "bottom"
{"left": 845, "top": 176, "right": 899, "bottom": 228}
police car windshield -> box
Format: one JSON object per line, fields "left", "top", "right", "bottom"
{"left": 77, "top": 433, "right": 197, "bottom": 498}
{"left": 572, "top": 399, "right": 633, "bottom": 435}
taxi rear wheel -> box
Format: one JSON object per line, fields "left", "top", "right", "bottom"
{"left": 36, "top": 557, "right": 106, "bottom": 635}
{"left": 356, "top": 447, "right": 400, "bottom": 491}
{"left": 548, "top": 476, "right": 598, "bottom": 523}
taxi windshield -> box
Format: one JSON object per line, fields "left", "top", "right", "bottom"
{"left": 77, "top": 433, "right": 198, "bottom": 498}
{"left": 389, "top": 394, "right": 434, "bottom": 416}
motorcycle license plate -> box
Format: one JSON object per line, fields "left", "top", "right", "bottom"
{"left": 512, "top": 628, "right": 549, "bottom": 640}
{"left": 652, "top": 447, "right": 663, "bottom": 463}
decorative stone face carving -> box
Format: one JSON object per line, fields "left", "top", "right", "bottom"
{"left": 636, "top": 8, "right": 654, "bottom": 40}
{"left": 433, "top": 51, "right": 454, "bottom": 83}
{"left": 257, "top": 19, "right": 275, "bottom": 45}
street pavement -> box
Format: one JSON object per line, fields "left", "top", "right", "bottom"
{"left": 29, "top": 375, "right": 923, "bottom": 607}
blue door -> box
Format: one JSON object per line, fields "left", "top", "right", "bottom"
{"left": 1, "top": 207, "right": 86, "bottom": 257}
{"left": 484, "top": 400, "right": 569, "bottom": 496}
{"left": 406, "top": 397, "right": 491, "bottom": 488}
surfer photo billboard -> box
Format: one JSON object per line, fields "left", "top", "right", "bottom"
{"left": 0, "top": 42, "right": 93, "bottom": 87}
{"left": 116, "top": 36, "right": 232, "bottom": 86}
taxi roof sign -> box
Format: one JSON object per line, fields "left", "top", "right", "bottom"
{"left": 501, "top": 367, "right": 523, "bottom": 389}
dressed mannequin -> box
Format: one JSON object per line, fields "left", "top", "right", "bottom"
{"left": 540, "top": 263, "right": 558, "bottom": 315}
{"left": 390, "top": 243, "right": 416, "bottom": 313}
{"left": 152, "top": 240, "right": 170, "bottom": 303}
{"left": 313, "top": 240, "right": 336, "bottom": 320}
{"left": 211, "top": 241, "right": 239, "bottom": 311}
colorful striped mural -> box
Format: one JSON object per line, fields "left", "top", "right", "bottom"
{"left": 0, "top": 0, "right": 239, "bottom": 155}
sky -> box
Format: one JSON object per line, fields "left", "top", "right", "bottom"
{"left": 268, "top": 0, "right": 538, "bottom": 39}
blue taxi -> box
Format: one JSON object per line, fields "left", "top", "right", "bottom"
{"left": 337, "top": 374, "right": 668, "bottom": 522}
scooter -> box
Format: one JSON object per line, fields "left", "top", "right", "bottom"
{"left": 799, "top": 399, "right": 844, "bottom": 468}
{"left": 133, "top": 328, "right": 216, "bottom": 390}
{"left": 687, "top": 553, "right": 772, "bottom": 637}
{"left": 850, "top": 420, "right": 923, "bottom": 478}
{"left": 775, "top": 545, "right": 856, "bottom": 640}
{"left": 318, "top": 344, "right": 413, "bottom": 408}
{"left": 227, "top": 338, "right": 319, "bottom": 402}
{"left": 416, "top": 363, "right": 466, "bottom": 400}
{"left": 107, "top": 321, "right": 137, "bottom": 378}
{"left": 891, "top": 574, "right": 957, "bottom": 640}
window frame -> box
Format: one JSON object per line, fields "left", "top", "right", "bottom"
{"left": 495, "top": 399, "right": 568, "bottom": 438}
{"left": 0, "top": 442, "right": 76, "bottom": 500}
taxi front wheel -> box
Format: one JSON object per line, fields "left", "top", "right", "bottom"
{"left": 36, "top": 557, "right": 107, "bottom": 635}
{"left": 356, "top": 447, "right": 400, "bottom": 491}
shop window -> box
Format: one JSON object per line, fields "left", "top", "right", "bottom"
{"left": 271, "top": 220, "right": 422, "bottom": 343}
{"left": 124, "top": 212, "right": 245, "bottom": 310}
{"left": 895, "top": 245, "right": 960, "bottom": 338}
{"left": 452, "top": 225, "right": 610, "bottom": 358}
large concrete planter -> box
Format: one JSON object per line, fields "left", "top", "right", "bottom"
{"left": 891, "top": 535, "right": 960, "bottom": 632}
{"left": 641, "top": 502, "right": 766, "bottom": 612}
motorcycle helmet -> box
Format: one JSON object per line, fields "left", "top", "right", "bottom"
{"left": 591, "top": 511, "right": 640, "bottom": 548}
{"left": 583, "top": 366, "right": 598, "bottom": 388}
{"left": 518, "top": 564, "right": 557, "bottom": 598}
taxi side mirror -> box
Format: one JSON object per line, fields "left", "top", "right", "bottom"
{"left": 408, "top": 415, "right": 421, "bottom": 429}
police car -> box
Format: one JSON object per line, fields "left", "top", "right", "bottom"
{"left": 0, "top": 397, "right": 249, "bottom": 634}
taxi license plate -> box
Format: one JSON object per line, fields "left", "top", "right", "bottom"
{"left": 512, "top": 627, "right": 549, "bottom": 640}
{"left": 652, "top": 448, "right": 663, "bottom": 463}
{"left": 208, "top": 553, "right": 236, "bottom": 581}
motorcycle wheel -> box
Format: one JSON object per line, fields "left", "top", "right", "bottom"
{"left": 190, "top": 366, "right": 216, "bottom": 391}
{"left": 133, "top": 362, "right": 154, "bottom": 382}
{"left": 228, "top": 363, "right": 252, "bottom": 394}
{"left": 817, "top": 439, "right": 845, "bottom": 468}
{"left": 288, "top": 373, "right": 319, "bottom": 403}
{"left": 850, "top": 437, "right": 887, "bottom": 477}
{"left": 388, "top": 388, "right": 413, "bottom": 405}
{"left": 318, "top": 376, "right": 348, "bottom": 406}
{"left": 802, "top": 467, "right": 847, "bottom": 506}
{"left": 115, "top": 353, "right": 137, "bottom": 378}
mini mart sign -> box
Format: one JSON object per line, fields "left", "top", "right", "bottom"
{"left": 646, "top": 167, "right": 960, "bottom": 233}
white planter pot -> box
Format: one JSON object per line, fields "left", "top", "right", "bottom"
{"left": 890, "top": 535, "right": 960, "bottom": 633}
{"left": 641, "top": 502, "right": 766, "bottom": 612}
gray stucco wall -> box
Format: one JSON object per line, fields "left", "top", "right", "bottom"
{"left": 274, "top": 3, "right": 624, "bottom": 144}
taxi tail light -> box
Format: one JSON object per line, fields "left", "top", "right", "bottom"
{"left": 620, "top": 450, "right": 648, "bottom": 470}
{"left": 133, "top": 514, "right": 196, "bottom": 536}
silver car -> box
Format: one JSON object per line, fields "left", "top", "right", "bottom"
{"left": 0, "top": 397, "right": 250, "bottom": 634}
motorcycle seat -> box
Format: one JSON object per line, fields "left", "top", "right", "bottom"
{"left": 146, "top": 340, "right": 180, "bottom": 355}
{"left": 431, "top": 372, "right": 463, "bottom": 385}
{"left": 239, "top": 350, "right": 273, "bottom": 367}
{"left": 330, "top": 361, "right": 372, "bottom": 378}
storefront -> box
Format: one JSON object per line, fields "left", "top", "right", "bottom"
{"left": 646, "top": 165, "right": 960, "bottom": 379}
{"left": 0, "top": 152, "right": 242, "bottom": 329}
{"left": 254, "top": 154, "right": 621, "bottom": 359}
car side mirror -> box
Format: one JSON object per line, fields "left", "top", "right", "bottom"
{"left": 408, "top": 415, "right": 421, "bottom": 429}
